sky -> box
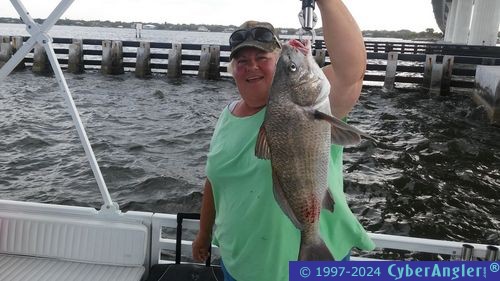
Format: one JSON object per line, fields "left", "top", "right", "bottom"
{"left": 0, "top": 0, "right": 441, "bottom": 32}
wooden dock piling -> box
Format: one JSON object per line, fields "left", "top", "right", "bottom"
{"left": 198, "top": 45, "right": 220, "bottom": 80}
{"left": 135, "top": 41, "right": 151, "bottom": 78}
{"left": 32, "top": 43, "right": 52, "bottom": 75}
{"left": 68, "top": 39, "right": 84, "bottom": 74}
{"left": 383, "top": 52, "right": 398, "bottom": 91}
{"left": 167, "top": 43, "right": 182, "bottom": 78}
{"left": 101, "top": 40, "right": 124, "bottom": 75}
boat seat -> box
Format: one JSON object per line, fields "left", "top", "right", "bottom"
{"left": 0, "top": 253, "right": 144, "bottom": 281}
{"left": 0, "top": 210, "right": 147, "bottom": 281}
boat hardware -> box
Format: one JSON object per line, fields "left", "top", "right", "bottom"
{"left": 298, "top": 0, "right": 318, "bottom": 46}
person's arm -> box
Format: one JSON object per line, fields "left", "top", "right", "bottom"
{"left": 317, "top": 0, "right": 366, "bottom": 119}
{"left": 192, "top": 179, "right": 216, "bottom": 262}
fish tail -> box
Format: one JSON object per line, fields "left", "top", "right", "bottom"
{"left": 298, "top": 234, "right": 335, "bottom": 261}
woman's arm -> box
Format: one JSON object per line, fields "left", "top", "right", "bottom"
{"left": 317, "top": 0, "right": 366, "bottom": 118}
{"left": 192, "top": 178, "right": 215, "bottom": 262}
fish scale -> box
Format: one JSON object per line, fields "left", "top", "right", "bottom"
{"left": 255, "top": 39, "right": 373, "bottom": 260}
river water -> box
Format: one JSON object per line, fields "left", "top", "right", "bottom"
{"left": 0, "top": 24, "right": 499, "bottom": 258}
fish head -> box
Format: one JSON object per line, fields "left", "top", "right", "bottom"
{"left": 271, "top": 39, "right": 330, "bottom": 108}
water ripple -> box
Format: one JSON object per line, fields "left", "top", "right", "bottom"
{"left": 0, "top": 72, "right": 498, "bottom": 248}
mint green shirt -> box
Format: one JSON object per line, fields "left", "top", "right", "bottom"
{"left": 206, "top": 106, "right": 375, "bottom": 281}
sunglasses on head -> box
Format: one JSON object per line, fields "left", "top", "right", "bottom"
{"left": 229, "top": 27, "right": 279, "bottom": 48}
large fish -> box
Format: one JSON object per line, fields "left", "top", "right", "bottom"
{"left": 255, "top": 39, "right": 373, "bottom": 261}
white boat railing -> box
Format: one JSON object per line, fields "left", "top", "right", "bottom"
{"left": 1, "top": 198, "right": 498, "bottom": 271}
{"left": 149, "top": 212, "right": 499, "bottom": 263}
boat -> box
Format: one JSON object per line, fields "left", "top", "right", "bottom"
{"left": 1, "top": 1, "right": 499, "bottom": 280}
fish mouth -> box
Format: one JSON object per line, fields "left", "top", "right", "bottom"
{"left": 288, "top": 39, "right": 310, "bottom": 55}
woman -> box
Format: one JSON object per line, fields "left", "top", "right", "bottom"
{"left": 192, "top": 1, "right": 375, "bottom": 280}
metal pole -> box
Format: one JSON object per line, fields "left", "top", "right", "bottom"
{"left": 43, "top": 38, "right": 116, "bottom": 210}
{"left": 1, "top": 0, "right": 74, "bottom": 79}
{"left": 0, "top": 0, "right": 118, "bottom": 211}
{"left": 0, "top": 36, "right": 37, "bottom": 79}
{"left": 485, "top": 246, "right": 499, "bottom": 261}
{"left": 460, "top": 244, "right": 474, "bottom": 261}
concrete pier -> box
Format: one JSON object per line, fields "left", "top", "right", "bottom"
{"left": 441, "top": 55, "right": 454, "bottom": 95}
{"left": 441, "top": 0, "right": 500, "bottom": 46}
{"left": 0, "top": 36, "right": 25, "bottom": 70}
{"left": 474, "top": 66, "right": 500, "bottom": 125}
{"left": 469, "top": 0, "right": 500, "bottom": 46}
{"left": 452, "top": 0, "right": 474, "bottom": 44}
{"left": 101, "top": 40, "right": 124, "bottom": 75}
{"left": 198, "top": 45, "right": 220, "bottom": 80}
{"left": 423, "top": 55, "right": 437, "bottom": 90}
{"left": 11, "top": 36, "right": 25, "bottom": 70}
{"left": 429, "top": 63, "right": 444, "bottom": 96}
{"left": 1, "top": 34, "right": 496, "bottom": 89}
{"left": 32, "top": 43, "right": 52, "bottom": 75}
{"left": 135, "top": 41, "right": 151, "bottom": 78}
{"left": 0, "top": 42, "right": 13, "bottom": 68}
{"left": 167, "top": 43, "right": 182, "bottom": 78}
{"left": 444, "top": 0, "right": 459, "bottom": 42}
{"left": 424, "top": 55, "right": 454, "bottom": 96}
{"left": 383, "top": 52, "right": 398, "bottom": 92}
{"left": 68, "top": 39, "right": 84, "bottom": 74}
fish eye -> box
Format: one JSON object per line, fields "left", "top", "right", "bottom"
{"left": 289, "top": 63, "right": 297, "bottom": 72}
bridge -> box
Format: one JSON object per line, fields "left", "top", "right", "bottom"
{"left": 432, "top": 0, "right": 500, "bottom": 46}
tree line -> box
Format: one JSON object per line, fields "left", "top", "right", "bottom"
{"left": 2, "top": 17, "right": 498, "bottom": 41}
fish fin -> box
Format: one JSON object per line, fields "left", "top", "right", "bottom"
{"left": 331, "top": 126, "right": 362, "bottom": 146}
{"left": 322, "top": 188, "right": 335, "bottom": 213}
{"left": 299, "top": 233, "right": 335, "bottom": 261}
{"left": 313, "top": 110, "right": 376, "bottom": 146}
{"left": 255, "top": 125, "right": 271, "bottom": 159}
{"left": 272, "top": 169, "right": 304, "bottom": 230}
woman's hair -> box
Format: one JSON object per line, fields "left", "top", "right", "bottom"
{"left": 226, "top": 48, "right": 281, "bottom": 77}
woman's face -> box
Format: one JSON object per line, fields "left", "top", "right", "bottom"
{"left": 232, "top": 48, "right": 278, "bottom": 108}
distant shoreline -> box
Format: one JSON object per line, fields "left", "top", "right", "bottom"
{"left": 0, "top": 17, "right": 444, "bottom": 41}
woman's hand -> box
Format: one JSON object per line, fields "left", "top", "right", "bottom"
{"left": 192, "top": 232, "right": 211, "bottom": 262}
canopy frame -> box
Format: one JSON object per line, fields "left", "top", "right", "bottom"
{"left": 0, "top": 0, "right": 119, "bottom": 213}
